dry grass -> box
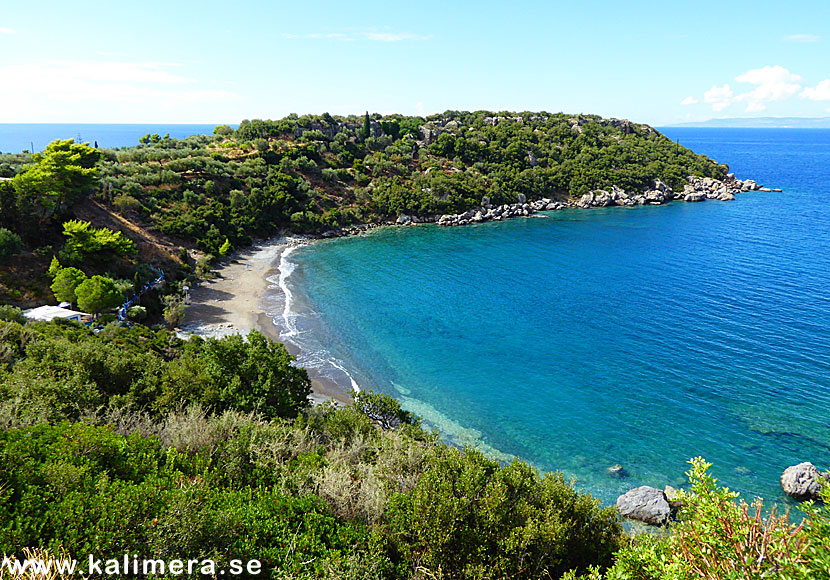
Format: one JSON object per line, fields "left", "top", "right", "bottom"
{"left": 1, "top": 548, "right": 86, "bottom": 580}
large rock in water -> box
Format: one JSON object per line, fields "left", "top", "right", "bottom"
{"left": 616, "top": 486, "right": 671, "bottom": 525}
{"left": 781, "top": 462, "right": 826, "bottom": 500}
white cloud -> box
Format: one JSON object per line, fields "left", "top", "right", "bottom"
{"left": 784, "top": 33, "right": 819, "bottom": 43}
{"left": 364, "top": 32, "right": 428, "bottom": 42}
{"left": 0, "top": 27, "right": 15, "bottom": 34}
{"left": 801, "top": 79, "right": 830, "bottom": 101}
{"left": 704, "top": 84, "right": 734, "bottom": 112}
{"left": 0, "top": 60, "right": 238, "bottom": 122}
{"left": 734, "top": 65, "right": 802, "bottom": 86}
{"left": 695, "top": 65, "right": 803, "bottom": 113}
{"left": 680, "top": 96, "right": 698, "bottom": 105}
{"left": 732, "top": 65, "right": 802, "bottom": 112}
{"left": 285, "top": 31, "right": 429, "bottom": 42}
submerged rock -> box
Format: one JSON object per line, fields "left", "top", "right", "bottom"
{"left": 781, "top": 462, "right": 827, "bottom": 501}
{"left": 607, "top": 464, "right": 628, "bottom": 478}
{"left": 617, "top": 486, "right": 671, "bottom": 526}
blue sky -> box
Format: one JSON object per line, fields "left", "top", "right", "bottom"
{"left": 1, "top": 0, "right": 829, "bottom": 124}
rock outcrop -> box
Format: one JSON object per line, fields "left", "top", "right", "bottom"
{"left": 616, "top": 486, "right": 672, "bottom": 526}
{"left": 606, "top": 464, "right": 628, "bottom": 478}
{"left": 781, "top": 462, "right": 828, "bottom": 501}
{"left": 435, "top": 198, "right": 565, "bottom": 227}
{"left": 322, "top": 173, "right": 775, "bottom": 237}
{"left": 574, "top": 175, "right": 772, "bottom": 210}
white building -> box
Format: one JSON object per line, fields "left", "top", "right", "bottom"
{"left": 23, "top": 305, "right": 91, "bottom": 323}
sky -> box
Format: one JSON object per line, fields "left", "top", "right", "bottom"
{"left": 1, "top": 0, "right": 829, "bottom": 125}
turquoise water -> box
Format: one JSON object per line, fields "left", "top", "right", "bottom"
{"left": 273, "top": 129, "right": 830, "bottom": 505}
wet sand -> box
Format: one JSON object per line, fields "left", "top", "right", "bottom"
{"left": 180, "top": 238, "right": 353, "bottom": 406}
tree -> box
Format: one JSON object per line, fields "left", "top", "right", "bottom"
{"left": 362, "top": 111, "right": 371, "bottom": 140}
{"left": 213, "top": 124, "right": 234, "bottom": 137}
{"left": 0, "top": 228, "right": 21, "bottom": 262}
{"left": 62, "top": 220, "right": 135, "bottom": 257}
{"left": 12, "top": 139, "right": 100, "bottom": 218}
{"left": 218, "top": 238, "right": 232, "bottom": 257}
{"left": 75, "top": 275, "right": 122, "bottom": 315}
{"left": 48, "top": 256, "right": 62, "bottom": 278}
{"left": 50, "top": 267, "right": 87, "bottom": 305}
{"left": 165, "top": 331, "right": 311, "bottom": 419}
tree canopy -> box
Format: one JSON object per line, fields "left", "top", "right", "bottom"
{"left": 75, "top": 275, "right": 122, "bottom": 315}
{"left": 11, "top": 139, "right": 100, "bottom": 218}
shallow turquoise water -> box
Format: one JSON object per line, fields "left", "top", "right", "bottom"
{"left": 274, "top": 129, "right": 830, "bottom": 505}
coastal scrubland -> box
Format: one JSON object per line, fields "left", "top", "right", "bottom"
{"left": 0, "top": 112, "right": 828, "bottom": 578}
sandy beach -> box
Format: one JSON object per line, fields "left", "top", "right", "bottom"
{"left": 180, "top": 237, "right": 353, "bottom": 406}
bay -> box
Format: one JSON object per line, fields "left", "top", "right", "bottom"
{"left": 275, "top": 128, "right": 830, "bottom": 505}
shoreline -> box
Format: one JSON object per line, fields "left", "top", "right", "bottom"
{"left": 180, "top": 236, "right": 355, "bottom": 407}
{"left": 179, "top": 172, "right": 775, "bottom": 408}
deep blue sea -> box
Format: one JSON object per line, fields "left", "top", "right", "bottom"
{"left": 0, "top": 124, "right": 226, "bottom": 153}
{"left": 269, "top": 128, "right": 830, "bottom": 507}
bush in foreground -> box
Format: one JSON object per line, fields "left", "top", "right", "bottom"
{"left": 568, "top": 458, "right": 830, "bottom": 580}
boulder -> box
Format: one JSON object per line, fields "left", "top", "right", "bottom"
{"left": 396, "top": 214, "right": 412, "bottom": 225}
{"left": 517, "top": 193, "right": 527, "bottom": 204}
{"left": 578, "top": 193, "right": 594, "bottom": 208}
{"left": 652, "top": 180, "right": 674, "bottom": 198}
{"left": 684, "top": 192, "right": 707, "bottom": 202}
{"left": 644, "top": 190, "right": 665, "bottom": 204}
{"left": 607, "top": 464, "right": 628, "bottom": 478}
{"left": 781, "top": 462, "right": 826, "bottom": 501}
{"left": 594, "top": 190, "right": 613, "bottom": 207}
{"left": 772, "top": 188, "right": 782, "bottom": 192}
{"left": 664, "top": 486, "right": 684, "bottom": 509}
{"left": 617, "top": 486, "right": 671, "bottom": 526}
{"left": 759, "top": 187, "right": 772, "bottom": 192}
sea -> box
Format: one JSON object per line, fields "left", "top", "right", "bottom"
{"left": 266, "top": 128, "right": 830, "bottom": 508}
{"left": 0, "top": 123, "right": 226, "bottom": 153}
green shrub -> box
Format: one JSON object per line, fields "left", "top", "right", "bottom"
{"left": 162, "top": 294, "right": 187, "bottom": 327}
{"left": 161, "top": 331, "right": 311, "bottom": 420}
{"left": 381, "top": 446, "right": 623, "bottom": 579}
{"left": 112, "top": 193, "right": 141, "bottom": 214}
{"left": 0, "top": 228, "right": 22, "bottom": 261}
{"left": 127, "top": 305, "right": 147, "bottom": 321}
{"left": 0, "top": 305, "right": 25, "bottom": 323}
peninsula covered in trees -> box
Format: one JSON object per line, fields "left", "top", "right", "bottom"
{"left": 3, "top": 110, "right": 728, "bottom": 257}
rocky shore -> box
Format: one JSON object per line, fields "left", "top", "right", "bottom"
{"left": 615, "top": 461, "right": 827, "bottom": 527}
{"left": 317, "top": 174, "right": 779, "bottom": 238}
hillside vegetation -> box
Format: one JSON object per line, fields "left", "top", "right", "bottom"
{"left": 3, "top": 111, "right": 724, "bottom": 260}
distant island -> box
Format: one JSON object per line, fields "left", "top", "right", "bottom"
{"left": 669, "top": 116, "right": 830, "bottom": 128}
